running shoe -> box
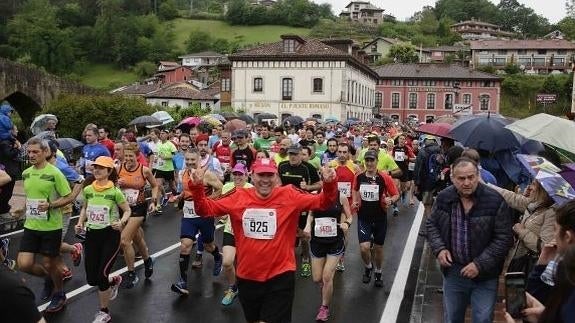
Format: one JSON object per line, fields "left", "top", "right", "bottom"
{"left": 144, "top": 257, "right": 154, "bottom": 279}
{"left": 171, "top": 279, "right": 189, "bottom": 296}
{"left": 62, "top": 268, "right": 73, "bottom": 281}
{"left": 121, "top": 271, "right": 139, "bottom": 289}
{"left": 110, "top": 276, "right": 122, "bottom": 300}
{"left": 71, "top": 242, "right": 83, "bottom": 267}
{"left": 300, "top": 262, "right": 311, "bottom": 277}
{"left": 191, "top": 254, "right": 203, "bottom": 268}
{"left": 393, "top": 206, "right": 399, "bottom": 217}
{"left": 213, "top": 254, "right": 223, "bottom": 276}
{"left": 92, "top": 310, "right": 112, "bottom": 323}
{"left": 335, "top": 259, "right": 345, "bottom": 272}
{"left": 161, "top": 195, "right": 169, "bottom": 207}
{"left": 221, "top": 287, "right": 238, "bottom": 306}
{"left": 374, "top": 272, "right": 383, "bottom": 288}
{"left": 0, "top": 237, "right": 9, "bottom": 257}
{"left": 362, "top": 266, "right": 373, "bottom": 284}
{"left": 41, "top": 277, "right": 54, "bottom": 301}
{"left": 45, "top": 291, "right": 66, "bottom": 313}
{"left": 316, "top": 305, "right": 330, "bottom": 322}
{"left": 155, "top": 205, "right": 162, "bottom": 215}
{"left": 3, "top": 258, "right": 16, "bottom": 270}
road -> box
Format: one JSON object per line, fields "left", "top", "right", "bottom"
{"left": 3, "top": 202, "right": 425, "bottom": 323}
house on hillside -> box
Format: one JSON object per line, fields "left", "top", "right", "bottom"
{"left": 229, "top": 34, "right": 379, "bottom": 121}
{"left": 157, "top": 61, "right": 180, "bottom": 71}
{"left": 154, "top": 66, "right": 194, "bottom": 84}
{"left": 339, "top": 1, "right": 384, "bottom": 25}
{"left": 144, "top": 82, "right": 221, "bottom": 110}
{"left": 374, "top": 63, "right": 501, "bottom": 123}
{"left": 361, "top": 37, "right": 402, "bottom": 64}
{"left": 179, "top": 51, "right": 225, "bottom": 68}
{"left": 419, "top": 45, "right": 470, "bottom": 65}
{"left": 451, "top": 19, "right": 514, "bottom": 40}
{"left": 469, "top": 39, "right": 575, "bottom": 74}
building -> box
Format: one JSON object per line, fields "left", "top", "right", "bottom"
{"left": 157, "top": 61, "right": 180, "bottom": 71}
{"left": 469, "top": 39, "right": 575, "bottom": 74}
{"left": 179, "top": 51, "right": 226, "bottom": 68}
{"left": 229, "top": 35, "right": 379, "bottom": 121}
{"left": 154, "top": 66, "right": 194, "bottom": 84}
{"left": 419, "top": 46, "right": 470, "bottom": 65}
{"left": 144, "top": 82, "right": 221, "bottom": 110}
{"left": 374, "top": 63, "right": 501, "bottom": 123}
{"left": 361, "top": 37, "right": 401, "bottom": 64}
{"left": 339, "top": 1, "right": 384, "bottom": 25}
{"left": 451, "top": 19, "right": 514, "bottom": 40}
{"left": 544, "top": 30, "right": 565, "bottom": 40}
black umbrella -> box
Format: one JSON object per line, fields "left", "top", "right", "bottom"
{"left": 128, "top": 115, "right": 162, "bottom": 127}
{"left": 221, "top": 111, "right": 240, "bottom": 120}
{"left": 256, "top": 113, "right": 277, "bottom": 120}
{"left": 56, "top": 138, "right": 84, "bottom": 151}
{"left": 450, "top": 113, "right": 520, "bottom": 152}
{"left": 237, "top": 114, "right": 256, "bottom": 124}
{"left": 283, "top": 116, "right": 304, "bottom": 126}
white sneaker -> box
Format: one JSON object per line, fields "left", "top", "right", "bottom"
{"left": 110, "top": 276, "right": 122, "bottom": 301}
{"left": 92, "top": 310, "right": 111, "bottom": 323}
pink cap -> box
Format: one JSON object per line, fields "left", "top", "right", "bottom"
{"left": 231, "top": 163, "right": 248, "bottom": 175}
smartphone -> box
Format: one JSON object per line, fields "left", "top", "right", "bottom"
{"left": 505, "top": 272, "right": 526, "bottom": 319}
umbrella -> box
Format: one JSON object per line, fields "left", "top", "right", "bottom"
{"left": 283, "top": 116, "right": 304, "bottom": 126}
{"left": 535, "top": 169, "right": 575, "bottom": 206}
{"left": 220, "top": 111, "right": 239, "bottom": 120}
{"left": 32, "top": 130, "right": 56, "bottom": 141}
{"left": 224, "top": 119, "right": 247, "bottom": 133}
{"left": 201, "top": 115, "right": 223, "bottom": 127}
{"left": 56, "top": 138, "right": 84, "bottom": 151}
{"left": 434, "top": 115, "right": 458, "bottom": 125}
{"left": 256, "top": 113, "right": 278, "bottom": 122}
{"left": 417, "top": 123, "right": 453, "bottom": 139}
{"left": 324, "top": 117, "right": 339, "bottom": 123}
{"left": 516, "top": 154, "right": 562, "bottom": 178}
{"left": 30, "top": 114, "right": 58, "bottom": 135}
{"left": 177, "top": 116, "right": 201, "bottom": 128}
{"left": 205, "top": 113, "right": 226, "bottom": 123}
{"left": 450, "top": 113, "right": 520, "bottom": 152}
{"left": 345, "top": 118, "right": 360, "bottom": 126}
{"left": 560, "top": 164, "right": 575, "bottom": 188}
{"left": 128, "top": 115, "right": 161, "bottom": 127}
{"left": 505, "top": 113, "right": 575, "bottom": 154}
{"left": 151, "top": 111, "right": 175, "bottom": 125}
{"left": 237, "top": 114, "right": 255, "bottom": 124}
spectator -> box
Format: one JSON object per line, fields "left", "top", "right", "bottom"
{"left": 462, "top": 148, "right": 498, "bottom": 186}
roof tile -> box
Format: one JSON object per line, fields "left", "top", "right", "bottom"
{"left": 374, "top": 63, "right": 500, "bottom": 80}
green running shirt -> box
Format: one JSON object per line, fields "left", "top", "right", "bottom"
{"left": 83, "top": 185, "right": 126, "bottom": 230}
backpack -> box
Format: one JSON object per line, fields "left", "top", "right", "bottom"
{"left": 425, "top": 149, "right": 445, "bottom": 188}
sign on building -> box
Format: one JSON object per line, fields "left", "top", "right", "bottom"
{"left": 453, "top": 104, "right": 472, "bottom": 115}
{"left": 536, "top": 94, "right": 557, "bottom": 104}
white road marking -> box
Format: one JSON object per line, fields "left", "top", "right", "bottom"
{"left": 38, "top": 241, "right": 182, "bottom": 312}
{"left": 379, "top": 202, "right": 425, "bottom": 323}
{"left": 0, "top": 215, "right": 80, "bottom": 238}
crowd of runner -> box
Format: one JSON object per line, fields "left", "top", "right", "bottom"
{"left": 0, "top": 104, "right": 574, "bottom": 323}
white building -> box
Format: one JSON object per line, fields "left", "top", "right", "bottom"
{"left": 179, "top": 51, "right": 225, "bottom": 68}
{"left": 144, "top": 82, "right": 221, "bottom": 111}
{"left": 228, "top": 35, "right": 379, "bottom": 121}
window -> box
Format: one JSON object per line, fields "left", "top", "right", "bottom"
{"left": 371, "top": 44, "right": 378, "bottom": 52}
{"left": 480, "top": 95, "right": 490, "bottom": 110}
{"left": 558, "top": 50, "right": 566, "bottom": 55}
{"left": 466, "top": 81, "right": 473, "bottom": 87}
{"left": 407, "top": 80, "right": 418, "bottom": 86}
{"left": 221, "top": 78, "right": 230, "bottom": 92}
{"left": 483, "top": 81, "right": 493, "bottom": 87}
{"left": 423, "top": 80, "right": 436, "bottom": 86}
{"left": 161, "top": 101, "right": 168, "bottom": 107}
{"left": 463, "top": 94, "right": 471, "bottom": 105}
{"left": 518, "top": 49, "right": 527, "bottom": 55}
{"left": 409, "top": 93, "right": 417, "bottom": 109}
{"left": 282, "top": 78, "right": 293, "bottom": 100}
{"left": 392, "top": 93, "right": 400, "bottom": 108}
{"left": 283, "top": 39, "right": 296, "bottom": 53}
{"left": 253, "top": 77, "right": 263, "bottom": 92}
{"left": 498, "top": 50, "right": 507, "bottom": 55}
{"left": 426, "top": 93, "right": 435, "bottom": 109}
{"left": 444, "top": 93, "right": 454, "bottom": 110}
{"left": 391, "top": 80, "right": 402, "bottom": 86}
{"left": 444, "top": 80, "right": 454, "bottom": 87}
{"left": 537, "top": 49, "right": 547, "bottom": 55}
{"left": 313, "top": 78, "right": 323, "bottom": 93}
{"left": 375, "top": 92, "right": 382, "bottom": 108}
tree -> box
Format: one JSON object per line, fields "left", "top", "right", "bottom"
{"left": 133, "top": 61, "right": 157, "bottom": 77}
{"left": 568, "top": 0, "right": 575, "bottom": 18}
{"left": 542, "top": 75, "right": 562, "bottom": 95}
{"left": 411, "top": 6, "right": 439, "bottom": 35}
{"left": 497, "top": 0, "right": 550, "bottom": 38}
{"left": 387, "top": 44, "right": 419, "bottom": 63}
{"left": 158, "top": 0, "right": 179, "bottom": 21}
{"left": 185, "top": 29, "right": 212, "bottom": 53}
{"left": 504, "top": 63, "right": 521, "bottom": 75}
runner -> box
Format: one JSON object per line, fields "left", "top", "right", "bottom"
{"left": 213, "top": 131, "right": 233, "bottom": 181}
{"left": 220, "top": 163, "right": 253, "bottom": 306}
{"left": 17, "top": 138, "right": 73, "bottom": 312}
{"left": 329, "top": 142, "right": 361, "bottom": 272}
{"left": 253, "top": 124, "right": 274, "bottom": 152}
{"left": 352, "top": 150, "right": 399, "bottom": 288}
{"left": 171, "top": 149, "right": 223, "bottom": 295}
{"left": 392, "top": 134, "right": 416, "bottom": 212}
{"left": 75, "top": 156, "right": 130, "bottom": 323}
{"left": 153, "top": 129, "right": 178, "bottom": 211}
{"left": 303, "top": 192, "right": 352, "bottom": 321}
{"left": 81, "top": 127, "right": 110, "bottom": 177}
{"left": 118, "top": 142, "right": 159, "bottom": 289}
{"left": 188, "top": 158, "right": 338, "bottom": 323}
{"left": 231, "top": 129, "right": 257, "bottom": 171}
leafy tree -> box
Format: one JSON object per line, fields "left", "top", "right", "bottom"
{"left": 158, "top": 0, "right": 179, "bottom": 21}
{"left": 411, "top": 6, "right": 439, "bottom": 35}
{"left": 542, "top": 75, "right": 562, "bottom": 95}
{"left": 504, "top": 63, "right": 521, "bottom": 75}
{"left": 476, "top": 65, "right": 497, "bottom": 74}
{"left": 133, "top": 61, "right": 157, "bottom": 77}
{"left": 185, "top": 29, "right": 212, "bottom": 53}
{"left": 226, "top": 0, "right": 249, "bottom": 25}
{"left": 434, "top": 0, "right": 500, "bottom": 23}
{"left": 387, "top": 44, "right": 419, "bottom": 63}
{"left": 558, "top": 17, "right": 575, "bottom": 40}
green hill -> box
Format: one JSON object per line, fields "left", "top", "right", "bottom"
{"left": 171, "top": 18, "right": 311, "bottom": 50}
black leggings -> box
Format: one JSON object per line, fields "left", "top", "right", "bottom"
{"left": 84, "top": 227, "right": 121, "bottom": 291}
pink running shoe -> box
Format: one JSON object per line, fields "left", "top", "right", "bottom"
{"left": 316, "top": 305, "right": 329, "bottom": 322}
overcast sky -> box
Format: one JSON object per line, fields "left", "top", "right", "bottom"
{"left": 315, "top": 0, "right": 566, "bottom": 23}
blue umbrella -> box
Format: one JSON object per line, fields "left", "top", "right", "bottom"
{"left": 536, "top": 169, "right": 575, "bottom": 206}
{"left": 450, "top": 113, "right": 520, "bottom": 152}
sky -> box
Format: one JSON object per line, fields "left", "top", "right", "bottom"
{"left": 315, "top": 0, "right": 566, "bottom": 23}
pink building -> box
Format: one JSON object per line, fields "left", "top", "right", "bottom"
{"left": 374, "top": 63, "right": 501, "bottom": 123}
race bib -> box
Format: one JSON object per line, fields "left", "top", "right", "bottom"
{"left": 337, "top": 182, "right": 352, "bottom": 198}
{"left": 408, "top": 162, "right": 415, "bottom": 171}
{"left": 242, "top": 208, "right": 277, "bottom": 239}
{"left": 394, "top": 151, "right": 405, "bottom": 161}
{"left": 86, "top": 205, "right": 110, "bottom": 226}
{"left": 122, "top": 189, "right": 140, "bottom": 206}
{"left": 359, "top": 184, "right": 379, "bottom": 202}
{"left": 183, "top": 201, "right": 199, "bottom": 218}
{"left": 314, "top": 217, "right": 338, "bottom": 238}
{"left": 26, "top": 199, "right": 48, "bottom": 220}
{"left": 156, "top": 158, "right": 166, "bottom": 168}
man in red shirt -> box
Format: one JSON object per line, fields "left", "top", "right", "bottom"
{"left": 98, "top": 126, "right": 115, "bottom": 156}
{"left": 188, "top": 159, "right": 338, "bottom": 323}
{"left": 212, "top": 130, "right": 233, "bottom": 180}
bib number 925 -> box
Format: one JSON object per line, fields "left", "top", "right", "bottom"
{"left": 249, "top": 221, "right": 268, "bottom": 233}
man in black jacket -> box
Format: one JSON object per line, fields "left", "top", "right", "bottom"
{"left": 426, "top": 157, "right": 513, "bottom": 323}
